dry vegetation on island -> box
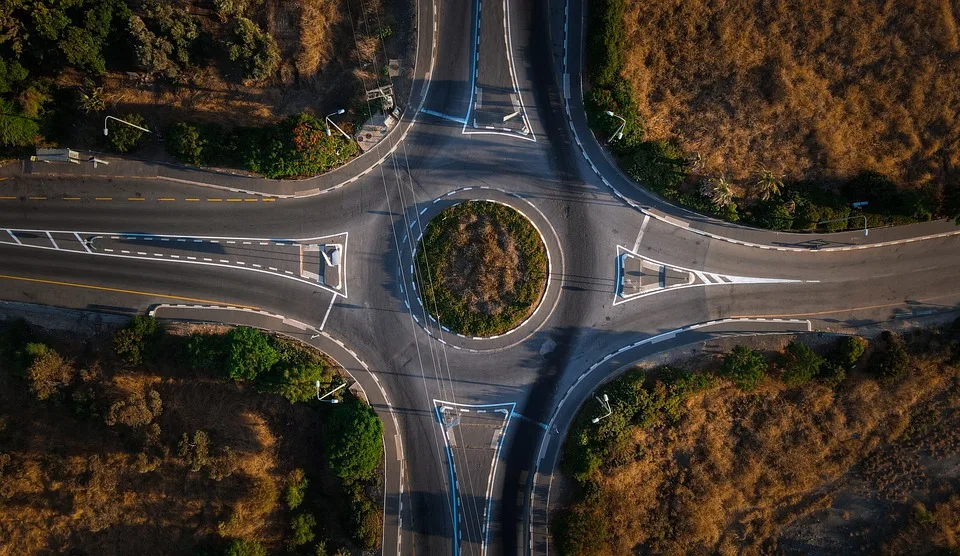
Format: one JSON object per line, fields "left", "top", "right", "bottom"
{"left": 555, "top": 321, "right": 960, "bottom": 555}
{"left": 0, "top": 316, "right": 383, "bottom": 556}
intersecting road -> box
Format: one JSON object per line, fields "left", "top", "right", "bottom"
{"left": 2, "top": 0, "right": 960, "bottom": 554}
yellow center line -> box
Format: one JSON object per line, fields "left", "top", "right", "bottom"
{"left": 63, "top": 197, "right": 82, "bottom": 201}
{"left": 0, "top": 196, "right": 16, "bottom": 200}
{"left": 0, "top": 273, "right": 259, "bottom": 309}
{"left": 128, "top": 197, "right": 145, "bottom": 201}
{"left": 244, "top": 198, "right": 259, "bottom": 202}
{"left": 158, "top": 197, "right": 176, "bottom": 201}
{"left": 95, "top": 197, "right": 112, "bottom": 201}
{"left": 262, "top": 198, "right": 276, "bottom": 202}
{"left": 207, "top": 198, "right": 223, "bottom": 202}
{"left": 226, "top": 198, "right": 243, "bottom": 202}
{"left": 185, "top": 198, "right": 200, "bottom": 202}
{"left": 29, "top": 196, "right": 46, "bottom": 200}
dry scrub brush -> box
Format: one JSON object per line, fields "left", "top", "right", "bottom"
{"left": 621, "top": 0, "right": 960, "bottom": 188}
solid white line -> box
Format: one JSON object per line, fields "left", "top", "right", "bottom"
{"left": 6, "top": 230, "right": 21, "bottom": 245}
{"left": 320, "top": 295, "right": 337, "bottom": 330}
{"left": 632, "top": 214, "right": 650, "bottom": 252}
{"left": 45, "top": 231, "right": 59, "bottom": 250}
{"left": 74, "top": 233, "right": 91, "bottom": 253}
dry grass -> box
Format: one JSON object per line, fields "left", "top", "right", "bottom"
{"left": 621, "top": 0, "right": 960, "bottom": 188}
{"left": 571, "top": 335, "right": 960, "bottom": 554}
{"left": 446, "top": 213, "right": 522, "bottom": 316}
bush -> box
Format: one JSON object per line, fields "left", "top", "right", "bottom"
{"left": 24, "top": 342, "right": 74, "bottom": 400}
{"left": 624, "top": 140, "right": 687, "bottom": 195}
{"left": 872, "top": 331, "right": 911, "bottom": 382}
{"left": 262, "top": 363, "right": 332, "bottom": 404}
{"left": 224, "top": 327, "right": 278, "bottom": 381}
{"left": 105, "top": 389, "right": 162, "bottom": 430}
{"left": 833, "top": 336, "right": 868, "bottom": 369}
{"left": 242, "top": 113, "right": 358, "bottom": 179}
{"left": 182, "top": 332, "right": 225, "bottom": 373}
{"left": 326, "top": 398, "right": 383, "bottom": 482}
{"left": 106, "top": 113, "right": 148, "bottom": 153}
{"left": 285, "top": 468, "right": 308, "bottom": 510}
{"left": 779, "top": 341, "right": 824, "bottom": 387}
{"left": 227, "top": 17, "right": 280, "bottom": 81}
{"left": 177, "top": 430, "right": 211, "bottom": 472}
{"left": 290, "top": 513, "right": 317, "bottom": 547}
{"left": 224, "top": 539, "right": 265, "bottom": 556}
{"left": 350, "top": 494, "right": 383, "bottom": 549}
{"left": 167, "top": 122, "right": 206, "bottom": 165}
{"left": 113, "top": 315, "right": 163, "bottom": 365}
{"left": 586, "top": 0, "right": 626, "bottom": 87}
{"left": 718, "top": 345, "right": 767, "bottom": 391}
{"left": 0, "top": 99, "right": 40, "bottom": 147}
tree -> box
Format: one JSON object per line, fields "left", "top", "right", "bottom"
{"left": 178, "top": 430, "right": 211, "bottom": 472}
{"left": 59, "top": 27, "right": 106, "bottom": 74}
{"left": 182, "top": 332, "right": 224, "bottom": 372}
{"left": 0, "top": 59, "right": 28, "bottom": 94}
{"left": 227, "top": 17, "right": 280, "bottom": 81}
{"left": 718, "top": 345, "right": 767, "bottom": 391}
{"left": 779, "top": 341, "right": 824, "bottom": 387}
{"left": 625, "top": 140, "right": 687, "bottom": 194}
{"left": 106, "top": 113, "right": 148, "bottom": 153}
{"left": 833, "top": 336, "right": 867, "bottom": 369}
{"left": 290, "top": 513, "right": 317, "bottom": 547}
{"left": 326, "top": 398, "right": 383, "bottom": 481}
{"left": 24, "top": 342, "right": 74, "bottom": 400}
{"left": 78, "top": 80, "right": 105, "bottom": 114}
{"left": 241, "top": 113, "right": 358, "bottom": 179}
{"left": 167, "top": 122, "right": 206, "bottom": 165}
{"left": 701, "top": 176, "right": 734, "bottom": 208}
{"left": 267, "top": 363, "right": 330, "bottom": 403}
{"left": 873, "top": 331, "right": 910, "bottom": 382}
{"left": 105, "top": 389, "right": 162, "bottom": 429}
{"left": 754, "top": 168, "right": 783, "bottom": 201}
{"left": 285, "top": 468, "right": 309, "bottom": 509}
{"left": 224, "top": 327, "right": 279, "bottom": 380}
{"left": 224, "top": 539, "right": 265, "bottom": 556}
{"left": 113, "top": 315, "right": 163, "bottom": 365}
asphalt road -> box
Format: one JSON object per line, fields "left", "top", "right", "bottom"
{"left": 1, "top": 0, "right": 960, "bottom": 553}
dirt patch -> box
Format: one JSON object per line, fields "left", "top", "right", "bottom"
{"left": 415, "top": 201, "right": 548, "bottom": 336}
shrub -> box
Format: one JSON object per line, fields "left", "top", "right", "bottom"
{"left": 224, "top": 327, "right": 278, "bottom": 381}
{"left": 586, "top": 0, "right": 626, "bottom": 87}
{"left": 350, "top": 494, "right": 383, "bottom": 549}
{"left": 872, "top": 331, "right": 911, "bottom": 382}
{"left": 106, "top": 113, "right": 148, "bottom": 153}
{"left": 326, "top": 398, "right": 383, "bottom": 482}
{"left": 779, "top": 341, "right": 824, "bottom": 387}
{"left": 242, "top": 113, "right": 358, "bottom": 179}
{"left": 0, "top": 99, "right": 40, "bottom": 147}
{"left": 177, "top": 430, "right": 211, "bottom": 472}
{"left": 167, "top": 122, "right": 206, "bottom": 165}
{"left": 105, "top": 390, "right": 162, "bottom": 429}
{"left": 625, "top": 140, "right": 687, "bottom": 195}
{"left": 24, "top": 342, "right": 74, "bottom": 400}
{"left": 285, "top": 468, "right": 308, "bottom": 510}
{"left": 267, "top": 363, "right": 331, "bottom": 403}
{"left": 290, "top": 513, "right": 317, "bottom": 547}
{"left": 718, "top": 345, "right": 767, "bottom": 391}
{"left": 833, "top": 336, "right": 868, "bottom": 369}
{"left": 113, "top": 315, "right": 163, "bottom": 365}
{"left": 227, "top": 17, "right": 280, "bottom": 81}
{"left": 182, "top": 332, "right": 224, "bottom": 373}
{"left": 553, "top": 502, "right": 609, "bottom": 556}
{"left": 0, "top": 59, "right": 28, "bottom": 94}
{"left": 224, "top": 539, "right": 265, "bottom": 556}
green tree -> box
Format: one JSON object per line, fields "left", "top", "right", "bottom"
{"left": 754, "top": 168, "right": 783, "bottom": 201}
{"left": 242, "top": 113, "right": 358, "bottom": 178}
{"left": 106, "top": 113, "right": 148, "bottom": 153}
{"left": 167, "top": 122, "right": 207, "bottom": 165}
{"left": 625, "top": 140, "right": 687, "bottom": 195}
{"left": 290, "top": 513, "right": 317, "bottom": 547}
{"left": 701, "top": 176, "right": 734, "bottom": 208}
{"left": 224, "top": 539, "right": 265, "bottom": 556}
{"left": 24, "top": 342, "right": 75, "bottom": 400}
{"left": 779, "top": 341, "right": 824, "bottom": 387}
{"left": 285, "top": 468, "right": 309, "bottom": 509}
{"left": 182, "top": 332, "right": 224, "bottom": 372}
{"left": 177, "top": 430, "right": 211, "bottom": 472}
{"left": 718, "top": 345, "right": 767, "bottom": 391}
{"left": 227, "top": 17, "right": 280, "bottom": 81}
{"left": 59, "top": 27, "right": 106, "bottom": 74}
{"left": 267, "top": 363, "right": 331, "bottom": 403}
{"left": 0, "top": 59, "right": 28, "bottom": 94}
{"left": 224, "top": 327, "right": 279, "bottom": 380}
{"left": 326, "top": 398, "right": 383, "bottom": 481}
{"left": 873, "top": 331, "right": 910, "bottom": 382}
{"left": 113, "top": 315, "right": 164, "bottom": 365}
{"left": 834, "top": 336, "right": 867, "bottom": 369}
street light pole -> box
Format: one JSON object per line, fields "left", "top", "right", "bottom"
{"left": 315, "top": 380, "right": 346, "bottom": 403}
{"left": 325, "top": 109, "right": 351, "bottom": 140}
{"left": 603, "top": 111, "right": 626, "bottom": 142}
{"left": 591, "top": 393, "right": 613, "bottom": 424}
{"left": 103, "top": 115, "right": 151, "bottom": 136}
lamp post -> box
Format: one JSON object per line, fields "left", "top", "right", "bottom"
{"left": 103, "top": 115, "right": 151, "bottom": 137}
{"left": 315, "top": 380, "right": 346, "bottom": 403}
{"left": 325, "top": 109, "right": 351, "bottom": 140}
{"left": 603, "top": 111, "right": 626, "bottom": 142}
{"left": 591, "top": 393, "right": 613, "bottom": 424}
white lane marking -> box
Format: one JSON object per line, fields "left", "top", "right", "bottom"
{"left": 74, "top": 233, "right": 91, "bottom": 252}
{"left": 45, "top": 231, "right": 59, "bottom": 249}
{"left": 121, "top": 250, "right": 130, "bottom": 254}
{"left": 203, "top": 258, "right": 212, "bottom": 262}
{"left": 219, "top": 259, "right": 229, "bottom": 263}
{"left": 6, "top": 230, "right": 21, "bottom": 245}
{"left": 632, "top": 214, "right": 650, "bottom": 252}
{"left": 320, "top": 295, "right": 336, "bottom": 330}
{"left": 103, "top": 248, "right": 114, "bottom": 253}
{"left": 187, "top": 256, "right": 197, "bottom": 260}
{"left": 137, "top": 251, "right": 147, "bottom": 255}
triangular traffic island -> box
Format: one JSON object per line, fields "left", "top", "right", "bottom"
{"left": 619, "top": 249, "right": 694, "bottom": 298}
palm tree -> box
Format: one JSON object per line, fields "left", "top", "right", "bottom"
{"left": 700, "top": 176, "right": 734, "bottom": 208}
{"left": 754, "top": 168, "right": 783, "bottom": 201}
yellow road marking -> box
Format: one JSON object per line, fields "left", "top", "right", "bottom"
{"left": 29, "top": 196, "right": 46, "bottom": 200}
{"left": 244, "top": 198, "right": 259, "bottom": 202}
{"left": 185, "top": 198, "right": 200, "bottom": 202}
{"left": 262, "top": 198, "right": 276, "bottom": 202}
{"left": 96, "top": 197, "right": 112, "bottom": 201}
{"left": 63, "top": 197, "right": 81, "bottom": 201}
{"left": 128, "top": 197, "right": 145, "bottom": 201}
{"left": 0, "top": 273, "right": 259, "bottom": 309}
{"left": 158, "top": 197, "right": 176, "bottom": 201}
{"left": 0, "top": 196, "right": 16, "bottom": 200}
{"left": 226, "top": 198, "right": 243, "bottom": 202}
{"left": 207, "top": 198, "right": 222, "bottom": 202}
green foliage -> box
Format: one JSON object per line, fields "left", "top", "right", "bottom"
{"left": 553, "top": 501, "right": 609, "bottom": 556}
{"left": 224, "top": 327, "right": 278, "bottom": 381}
{"left": 833, "top": 336, "right": 868, "bottom": 369}
{"left": 242, "top": 113, "right": 358, "bottom": 179}
{"left": 113, "top": 315, "right": 163, "bottom": 365}
{"left": 59, "top": 27, "right": 105, "bottom": 74}
{"left": 0, "top": 319, "right": 35, "bottom": 372}
{"left": 586, "top": 0, "right": 626, "bottom": 87}
{"left": 290, "top": 513, "right": 317, "bottom": 547}
{"left": 585, "top": 84, "right": 643, "bottom": 147}
{"left": 129, "top": 4, "right": 199, "bottom": 80}
{"left": 272, "top": 363, "right": 332, "bottom": 403}
{"left": 224, "top": 539, "right": 265, "bottom": 556}
{"left": 182, "top": 332, "right": 225, "bottom": 373}
{"left": 285, "top": 468, "right": 308, "bottom": 510}
{"left": 779, "top": 341, "right": 824, "bottom": 387}
{"left": 718, "top": 345, "right": 767, "bottom": 391}
{"left": 872, "top": 331, "right": 911, "bottom": 382}
{"left": 0, "top": 59, "right": 28, "bottom": 95}
{"left": 625, "top": 140, "right": 688, "bottom": 195}
{"left": 326, "top": 398, "right": 383, "bottom": 482}
{"left": 24, "top": 342, "right": 74, "bottom": 400}
{"left": 0, "top": 98, "right": 40, "bottom": 147}
{"left": 227, "top": 17, "right": 280, "bottom": 82}
{"left": 166, "top": 122, "right": 207, "bottom": 165}
{"left": 106, "top": 113, "right": 148, "bottom": 153}
{"left": 349, "top": 491, "right": 383, "bottom": 549}
{"left": 178, "top": 430, "right": 211, "bottom": 472}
